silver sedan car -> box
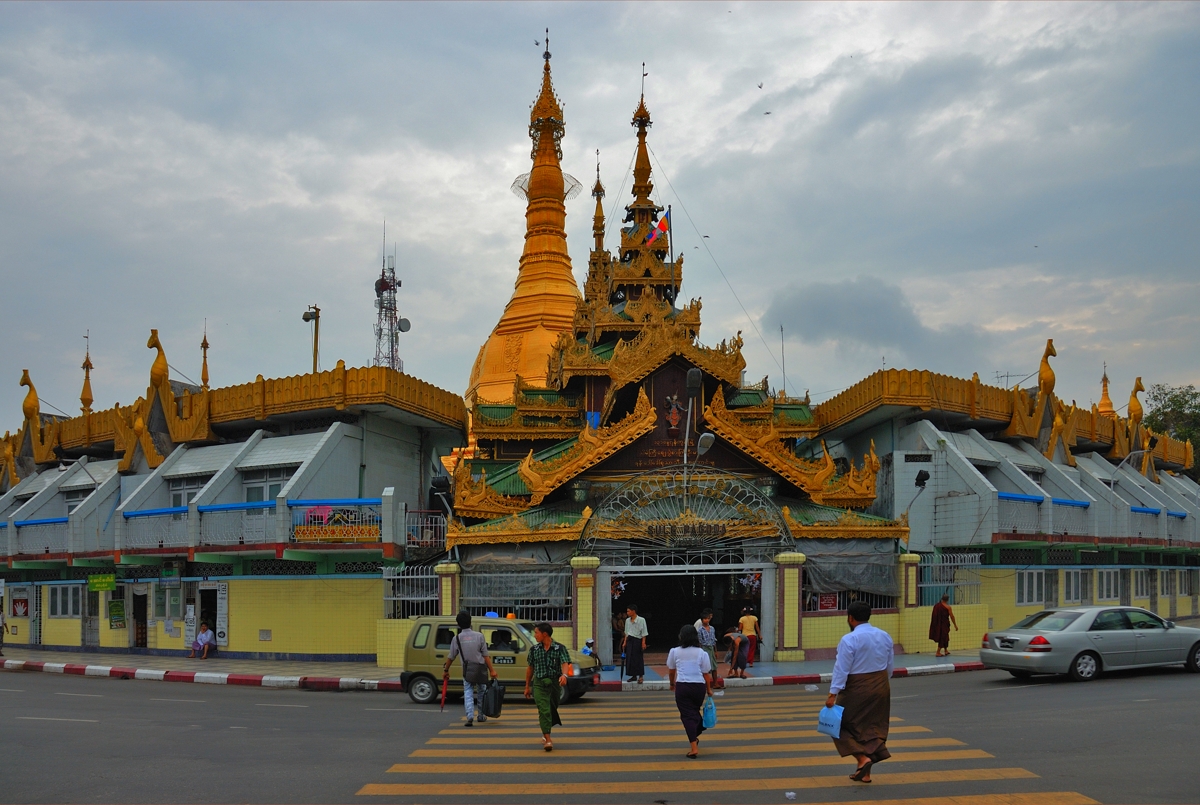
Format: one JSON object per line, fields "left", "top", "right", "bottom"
{"left": 980, "top": 606, "right": 1200, "bottom": 681}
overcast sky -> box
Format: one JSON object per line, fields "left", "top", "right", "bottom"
{"left": 2, "top": 1, "right": 1198, "bottom": 429}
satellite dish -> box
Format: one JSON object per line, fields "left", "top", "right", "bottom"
{"left": 398, "top": 318, "right": 411, "bottom": 333}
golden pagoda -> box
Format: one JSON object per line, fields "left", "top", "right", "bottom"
{"left": 466, "top": 44, "right": 581, "bottom": 406}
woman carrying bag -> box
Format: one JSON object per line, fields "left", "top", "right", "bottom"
{"left": 667, "top": 624, "right": 714, "bottom": 759}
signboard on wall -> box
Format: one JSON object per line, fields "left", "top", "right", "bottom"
{"left": 818, "top": 593, "right": 839, "bottom": 612}
{"left": 88, "top": 574, "right": 116, "bottom": 592}
{"left": 11, "top": 588, "right": 28, "bottom": 618}
{"left": 184, "top": 604, "right": 196, "bottom": 646}
{"left": 108, "top": 600, "right": 127, "bottom": 630}
{"left": 216, "top": 583, "right": 229, "bottom": 646}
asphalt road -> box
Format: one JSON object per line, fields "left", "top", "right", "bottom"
{"left": 1, "top": 665, "right": 1198, "bottom": 804}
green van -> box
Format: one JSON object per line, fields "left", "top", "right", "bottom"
{"left": 400, "top": 616, "right": 601, "bottom": 705}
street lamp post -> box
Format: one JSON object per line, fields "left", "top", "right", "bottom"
{"left": 302, "top": 306, "right": 321, "bottom": 374}
{"left": 681, "top": 368, "right": 705, "bottom": 512}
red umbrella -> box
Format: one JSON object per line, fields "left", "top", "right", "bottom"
{"left": 440, "top": 674, "right": 448, "bottom": 712}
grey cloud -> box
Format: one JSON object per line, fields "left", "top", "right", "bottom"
{"left": 761, "top": 277, "right": 994, "bottom": 376}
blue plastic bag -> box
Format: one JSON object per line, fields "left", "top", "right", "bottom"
{"left": 701, "top": 695, "right": 718, "bottom": 729}
{"left": 817, "top": 704, "right": 843, "bottom": 739}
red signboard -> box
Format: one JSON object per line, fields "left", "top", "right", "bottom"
{"left": 818, "top": 593, "right": 839, "bottom": 612}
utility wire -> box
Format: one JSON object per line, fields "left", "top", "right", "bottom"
{"left": 648, "top": 145, "right": 795, "bottom": 397}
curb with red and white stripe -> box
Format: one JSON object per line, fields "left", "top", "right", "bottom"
{"left": 4, "top": 657, "right": 985, "bottom": 693}
{"left": 1, "top": 659, "right": 403, "bottom": 691}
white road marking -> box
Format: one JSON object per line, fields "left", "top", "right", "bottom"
{"left": 152, "top": 698, "right": 207, "bottom": 703}
{"left": 17, "top": 717, "right": 99, "bottom": 723}
{"left": 365, "top": 708, "right": 446, "bottom": 713}
{"left": 985, "top": 683, "right": 1049, "bottom": 690}
{"left": 55, "top": 692, "right": 103, "bottom": 697}
{"left": 255, "top": 703, "right": 308, "bottom": 708}
{"left": 0, "top": 688, "right": 25, "bottom": 692}
{"left": 230, "top": 726, "right": 248, "bottom": 729}
{"left": 893, "top": 695, "right": 920, "bottom": 699}
{"left": 1134, "top": 698, "right": 1157, "bottom": 702}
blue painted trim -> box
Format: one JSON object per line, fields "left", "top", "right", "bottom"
{"left": 0, "top": 522, "right": 6, "bottom": 528}
{"left": 1167, "top": 510, "right": 1188, "bottom": 519}
{"left": 287, "top": 498, "right": 382, "bottom": 507}
{"left": 998, "top": 492, "right": 1044, "bottom": 504}
{"left": 1130, "top": 506, "right": 1161, "bottom": 515}
{"left": 197, "top": 501, "right": 276, "bottom": 513}
{"left": 14, "top": 516, "right": 69, "bottom": 527}
{"left": 1051, "top": 498, "right": 1091, "bottom": 509}
{"left": 123, "top": 506, "right": 187, "bottom": 519}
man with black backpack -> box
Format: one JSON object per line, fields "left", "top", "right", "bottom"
{"left": 443, "top": 611, "right": 498, "bottom": 727}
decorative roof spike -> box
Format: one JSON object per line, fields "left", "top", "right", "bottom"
{"left": 530, "top": 28, "right": 563, "bottom": 129}
{"left": 592, "top": 149, "right": 606, "bottom": 252}
{"left": 630, "top": 93, "right": 654, "bottom": 204}
{"left": 80, "top": 337, "right": 94, "bottom": 414}
{"left": 19, "top": 369, "right": 38, "bottom": 422}
{"left": 201, "top": 325, "right": 210, "bottom": 390}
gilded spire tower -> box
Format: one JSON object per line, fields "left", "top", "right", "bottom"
{"left": 467, "top": 39, "right": 582, "bottom": 404}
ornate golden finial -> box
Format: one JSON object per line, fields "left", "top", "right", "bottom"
{"left": 80, "top": 332, "right": 94, "bottom": 414}
{"left": 2, "top": 431, "right": 16, "bottom": 488}
{"left": 1038, "top": 338, "right": 1056, "bottom": 399}
{"left": 592, "top": 149, "right": 605, "bottom": 252}
{"left": 147, "top": 329, "right": 169, "bottom": 389}
{"left": 631, "top": 92, "right": 654, "bottom": 205}
{"left": 1098, "top": 362, "right": 1115, "bottom": 417}
{"left": 1129, "top": 376, "right": 1144, "bottom": 428}
{"left": 20, "top": 369, "right": 39, "bottom": 422}
{"left": 201, "top": 323, "right": 210, "bottom": 390}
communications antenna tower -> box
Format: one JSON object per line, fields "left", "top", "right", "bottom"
{"left": 373, "top": 227, "right": 410, "bottom": 372}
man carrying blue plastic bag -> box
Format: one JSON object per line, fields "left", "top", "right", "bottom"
{"left": 824, "top": 601, "right": 893, "bottom": 783}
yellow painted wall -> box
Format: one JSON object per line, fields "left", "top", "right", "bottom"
{"left": 226, "top": 578, "right": 382, "bottom": 655}
{"left": 554, "top": 626, "right": 573, "bottom": 651}
{"left": 40, "top": 587, "right": 81, "bottom": 647}
{"left": 897, "top": 604, "right": 988, "bottom": 653}
{"left": 801, "top": 612, "right": 900, "bottom": 651}
{"left": 574, "top": 578, "right": 594, "bottom": 651}
{"left": 980, "top": 569, "right": 1031, "bottom": 632}
{"left": 376, "top": 618, "right": 415, "bottom": 668}
{"left": 782, "top": 567, "right": 800, "bottom": 648}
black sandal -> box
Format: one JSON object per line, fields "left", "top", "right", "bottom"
{"left": 850, "top": 760, "right": 873, "bottom": 781}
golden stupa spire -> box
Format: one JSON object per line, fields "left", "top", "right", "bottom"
{"left": 466, "top": 34, "right": 581, "bottom": 405}
{"left": 631, "top": 87, "right": 654, "bottom": 205}
{"left": 592, "top": 149, "right": 605, "bottom": 252}
{"left": 80, "top": 332, "right": 94, "bottom": 414}
{"left": 1097, "top": 362, "right": 1115, "bottom": 417}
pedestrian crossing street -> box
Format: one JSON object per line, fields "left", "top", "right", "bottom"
{"left": 356, "top": 689, "right": 1099, "bottom": 804}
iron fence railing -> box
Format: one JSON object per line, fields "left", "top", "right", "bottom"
{"left": 802, "top": 589, "right": 897, "bottom": 612}
{"left": 289, "top": 499, "right": 382, "bottom": 543}
{"left": 383, "top": 565, "right": 440, "bottom": 619}
{"left": 405, "top": 510, "right": 446, "bottom": 550}
{"left": 918, "top": 552, "right": 982, "bottom": 605}
{"left": 460, "top": 567, "right": 573, "bottom": 622}
{"left": 15, "top": 518, "right": 69, "bottom": 555}
{"left": 998, "top": 497, "right": 1040, "bottom": 533}
{"left": 1129, "top": 509, "right": 1160, "bottom": 538}
{"left": 198, "top": 502, "right": 278, "bottom": 545}
{"left": 123, "top": 508, "right": 189, "bottom": 548}
{"left": 1051, "top": 502, "right": 1089, "bottom": 536}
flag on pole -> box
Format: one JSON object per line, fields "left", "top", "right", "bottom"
{"left": 646, "top": 210, "right": 670, "bottom": 245}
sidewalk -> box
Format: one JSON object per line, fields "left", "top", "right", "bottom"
{"left": 599, "top": 650, "right": 984, "bottom": 690}
{"left": 2, "top": 645, "right": 985, "bottom": 693}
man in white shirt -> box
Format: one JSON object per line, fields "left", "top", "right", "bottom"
{"left": 623, "top": 605, "right": 648, "bottom": 684}
{"left": 825, "top": 601, "right": 894, "bottom": 783}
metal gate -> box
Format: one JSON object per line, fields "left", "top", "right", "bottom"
{"left": 83, "top": 589, "right": 100, "bottom": 648}
{"left": 383, "top": 565, "right": 439, "bottom": 619}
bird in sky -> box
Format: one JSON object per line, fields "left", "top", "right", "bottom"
{"left": 758, "top": 82, "right": 764, "bottom": 89}
{"left": 703, "top": 235, "right": 710, "bottom": 239}
{"left": 764, "top": 111, "right": 772, "bottom": 115}
{"left": 535, "top": 39, "right": 541, "bottom": 47}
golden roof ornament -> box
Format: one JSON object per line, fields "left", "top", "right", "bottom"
{"left": 201, "top": 327, "right": 210, "bottom": 390}
{"left": 148, "top": 329, "right": 169, "bottom": 389}
{"left": 80, "top": 338, "right": 94, "bottom": 414}
{"left": 592, "top": 149, "right": 605, "bottom": 252}
{"left": 1129, "top": 376, "right": 1144, "bottom": 429}
{"left": 1098, "top": 363, "right": 1115, "bottom": 417}
{"left": 1038, "top": 338, "right": 1056, "bottom": 399}
{"left": 20, "top": 369, "right": 39, "bottom": 422}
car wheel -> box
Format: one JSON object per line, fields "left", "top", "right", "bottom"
{"left": 557, "top": 683, "right": 573, "bottom": 706}
{"left": 1009, "top": 670, "right": 1033, "bottom": 679}
{"left": 407, "top": 675, "right": 438, "bottom": 704}
{"left": 1069, "top": 651, "right": 1101, "bottom": 682}
{"left": 1186, "top": 642, "right": 1200, "bottom": 673}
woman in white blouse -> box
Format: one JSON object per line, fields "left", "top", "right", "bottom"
{"left": 667, "top": 624, "right": 714, "bottom": 758}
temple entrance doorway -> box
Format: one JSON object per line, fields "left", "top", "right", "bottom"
{"left": 611, "top": 571, "right": 761, "bottom": 654}
{"left": 581, "top": 465, "right": 792, "bottom": 667}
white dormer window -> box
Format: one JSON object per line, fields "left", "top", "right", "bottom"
{"left": 64, "top": 489, "right": 91, "bottom": 514}
{"left": 243, "top": 467, "right": 295, "bottom": 512}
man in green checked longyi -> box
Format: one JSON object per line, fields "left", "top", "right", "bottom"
{"left": 524, "top": 621, "right": 572, "bottom": 751}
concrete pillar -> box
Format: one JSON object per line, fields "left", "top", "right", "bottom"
{"left": 773, "top": 552, "right": 806, "bottom": 661}
{"left": 570, "top": 556, "right": 600, "bottom": 652}
{"left": 434, "top": 562, "right": 460, "bottom": 616}
{"left": 899, "top": 553, "right": 922, "bottom": 609}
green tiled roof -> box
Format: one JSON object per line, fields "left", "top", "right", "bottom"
{"left": 465, "top": 501, "right": 590, "bottom": 532}
{"left": 775, "top": 403, "right": 814, "bottom": 424}
{"left": 728, "top": 389, "right": 768, "bottom": 406}
{"left": 776, "top": 498, "right": 894, "bottom": 526}
{"left": 471, "top": 437, "right": 580, "bottom": 497}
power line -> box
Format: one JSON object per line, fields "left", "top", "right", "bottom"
{"left": 647, "top": 145, "right": 795, "bottom": 396}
